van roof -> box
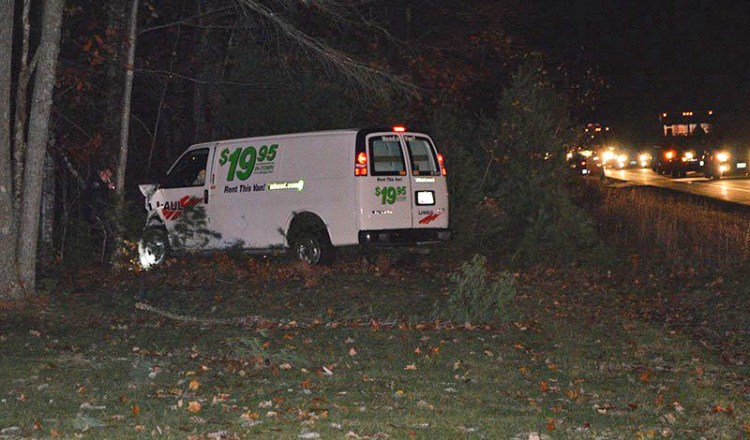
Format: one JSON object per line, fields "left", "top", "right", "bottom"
{"left": 189, "top": 127, "right": 427, "bottom": 149}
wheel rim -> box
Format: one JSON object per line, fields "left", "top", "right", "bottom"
{"left": 296, "top": 237, "right": 321, "bottom": 264}
{"left": 138, "top": 233, "right": 167, "bottom": 270}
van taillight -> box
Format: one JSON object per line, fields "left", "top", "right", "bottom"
{"left": 355, "top": 152, "right": 368, "bottom": 176}
{"left": 437, "top": 153, "right": 446, "bottom": 176}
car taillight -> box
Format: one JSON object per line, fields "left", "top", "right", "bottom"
{"left": 437, "top": 153, "right": 446, "bottom": 176}
{"left": 355, "top": 151, "right": 368, "bottom": 176}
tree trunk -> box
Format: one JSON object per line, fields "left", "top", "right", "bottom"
{"left": 0, "top": 0, "right": 19, "bottom": 298}
{"left": 112, "top": 0, "right": 140, "bottom": 266}
{"left": 17, "top": 0, "right": 65, "bottom": 294}
{"left": 40, "top": 143, "right": 57, "bottom": 264}
{"left": 102, "top": 0, "right": 128, "bottom": 165}
{"left": 13, "top": 0, "right": 32, "bottom": 215}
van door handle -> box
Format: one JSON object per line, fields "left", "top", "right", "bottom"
{"left": 203, "top": 189, "right": 209, "bottom": 204}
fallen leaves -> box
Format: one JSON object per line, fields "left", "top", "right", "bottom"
{"left": 539, "top": 381, "right": 549, "bottom": 393}
{"left": 187, "top": 401, "right": 202, "bottom": 413}
{"left": 711, "top": 404, "right": 734, "bottom": 415}
{"left": 638, "top": 370, "right": 652, "bottom": 384}
{"left": 546, "top": 418, "right": 556, "bottom": 431}
{"left": 241, "top": 411, "right": 260, "bottom": 420}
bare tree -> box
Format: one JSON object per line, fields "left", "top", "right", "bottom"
{"left": 0, "top": 0, "right": 18, "bottom": 297}
{"left": 0, "top": 0, "right": 65, "bottom": 297}
{"left": 111, "top": 0, "right": 140, "bottom": 264}
{"left": 14, "top": 0, "right": 32, "bottom": 214}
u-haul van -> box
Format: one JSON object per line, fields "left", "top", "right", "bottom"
{"left": 138, "top": 127, "right": 450, "bottom": 267}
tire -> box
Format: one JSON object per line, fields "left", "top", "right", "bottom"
{"left": 396, "top": 251, "right": 422, "bottom": 267}
{"left": 138, "top": 226, "right": 170, "bottom": 270}
{"left": 292, "top": 232, "right": 335, "bottom": 265}
{"left": 359, "top": 246, "right": 378, "bottom": 265}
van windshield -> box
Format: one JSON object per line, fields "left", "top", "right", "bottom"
{"left": 405, "top": 136, "right": 439, "bottom": 176}
{"left": 369, "top": 136, "right": 406, "bottom": 176}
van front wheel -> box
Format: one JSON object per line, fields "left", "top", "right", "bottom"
{"left": 138, "top": 226, "right": 170, "bottom": 270}
{"left": 292, "top": 233, "right": 335, "bottom": 265}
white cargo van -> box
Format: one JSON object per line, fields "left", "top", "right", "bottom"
{"left": 137, "top": 127, "right": 450, "bottom": 268}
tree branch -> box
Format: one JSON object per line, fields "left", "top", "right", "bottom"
{"left": 236, "top": 0, "right": 416, "bottom": 98}
{"left": 135, "top": 68, "right": 278, "bottom": 88}
{"left": 138, "top": 6, "right": 237, "bottom": 35}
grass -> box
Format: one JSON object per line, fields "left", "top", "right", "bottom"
{"left": 596, "top": 185, "right": 750, "bottom": 275}
{"left": 0, "top": 253, "right": 748, "bottom": 439}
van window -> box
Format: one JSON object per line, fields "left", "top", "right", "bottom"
{"left": 369, "top": 136, "right": 406, "bottom": 176}
{"left": 405, "top": 136, "right": 439, "bottom": 176}
{"left": 162, "top": 148, "right": 209, "bottom": 188}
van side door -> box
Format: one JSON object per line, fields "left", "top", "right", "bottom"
{"left": 150, "top": 147, "right": 213, "bottom": 249}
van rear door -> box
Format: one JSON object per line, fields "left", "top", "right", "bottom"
{"left": 404, "top": 134, "right": 449, "bottom": 230}
{"left": 358, "top": 132, "right": 413, "bottom": 231}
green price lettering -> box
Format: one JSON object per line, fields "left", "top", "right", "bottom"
{"left": 266, "top": 144, "right": 278, "bottom": 161}
{"left": 236, "top": 147, "right": 257, "bottom": 180}
{"left": 220, "top": 144, "right": 278, "bottom": 181}
{"left": 375, "top": 186, "right": 406, "bottom": 205}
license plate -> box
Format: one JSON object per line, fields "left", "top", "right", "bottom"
{"left": 738, "top": 162, "right": 747, "bottom": 169}
{"left": 416, "top": 191, "right": 435, "bottom": 205}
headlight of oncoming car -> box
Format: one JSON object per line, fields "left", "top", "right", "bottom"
{"left": 716, "top": 152, "right": 729, "bottom": 163}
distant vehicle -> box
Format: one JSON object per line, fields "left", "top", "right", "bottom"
{"left": 567, "top": 149, "right": 603, "bottom": 176}
{"left": 656, "top": 110, "right": 715, "bottom": 177}
{"left": 137, "top": 127, "right": 450, "bottom": 268}
{"left": 636, "top": 151, "right": 652, "bottom": 168}
{"left": 568, "top": 152, "right": 593, "bottom": 175}
{"left": 701, "top": 147, "right": 750, "bottom": 179}
{"left": 599, "top": 146, "right": 643, "bottom": 169}
{"left": 652, "top": 144, "right": 702, "bottom": 177}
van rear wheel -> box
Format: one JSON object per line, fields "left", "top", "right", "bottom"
{"left": 293, "top": 233, "right": 335, "bottom": 265}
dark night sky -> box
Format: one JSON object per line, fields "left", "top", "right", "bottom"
{"left": 533, "top": 1, "right": 750, "bottom": 144}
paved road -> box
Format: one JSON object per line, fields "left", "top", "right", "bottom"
{"left": 604, "top": 168, "right": 750, "bottom": 206}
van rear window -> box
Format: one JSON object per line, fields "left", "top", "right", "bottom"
{"left": 369, "top": 137, "right": 406, "bottom": 176}
{"left": 405, "top": 137, "right": 439, "bottom": 176}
